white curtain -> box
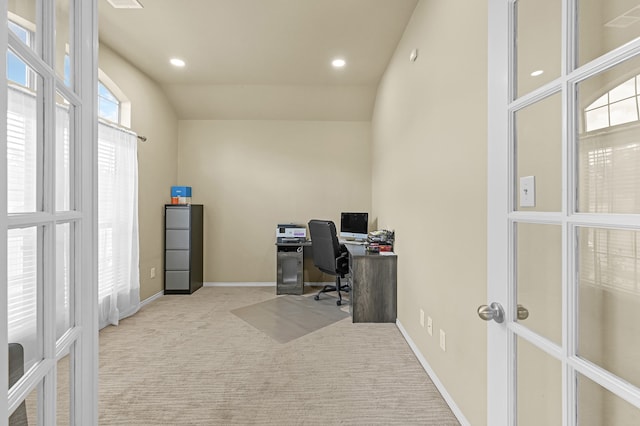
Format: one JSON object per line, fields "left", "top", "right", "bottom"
{"left": 98, "top": 122, "right": 140, "bottom": 328}
{"left": 7, "top": 85, "right": 140, "bottom": 369}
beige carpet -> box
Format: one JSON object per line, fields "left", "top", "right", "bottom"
{"left": 98, "top": 286, "right": 460, "bottom": 425}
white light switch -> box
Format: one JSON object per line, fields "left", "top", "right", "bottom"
{"left": 519, "top": 176, "right": 535, "bottom": 207}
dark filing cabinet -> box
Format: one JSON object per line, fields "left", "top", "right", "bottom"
{"left": 164, "top": 204, "right": 204, "bottom": 294}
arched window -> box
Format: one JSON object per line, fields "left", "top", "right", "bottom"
{"left": 7, "top": 21, "right": 35, "bottom": 88}
{"left": 585, "top": 76, "right": 640, "bottom": 132}
{"left": 98, "top": 81, "right": 120, "bottom": 123}
{"left": 9, "top": 18, "right": 131, "bottom": 127}
{"left": 97, "top": 71, "right": 132, "bottom": 127}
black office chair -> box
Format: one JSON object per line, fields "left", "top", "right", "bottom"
{"left": 308, "top": 220, "right": 349, "bottom": 306}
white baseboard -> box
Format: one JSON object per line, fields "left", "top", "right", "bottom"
{"left": 204, "top": 282, "right": 275, "bottom": 287}
{"left": 396, "top": 319, "right": 470, "bottom": 426}
{"left": 140, "top": 290, "right": 163, "bottom": 308}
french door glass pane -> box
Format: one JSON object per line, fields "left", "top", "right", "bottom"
{"left": 515, "top": 0, "right": 561, "bottom": 97}
{"left": 7, "top": 54, "right": 44, "bottom": 214}
{"left": 578, "top": 227, "right": 640, "bottom": 388}
{"left": 57, "top": 352, "right": 72, "bottom": 425}
{"left": 517, "top": 336, "right": 562, "bottom": 426}
{"left": 515, "top": 93, "right": 562, "bottom": 212}
{"left": 578, "top": 0, "right": 640, "bottom": 67}
{"left": 516, "top": 223, "right": 562, "bottom": 345}
{"left": 9, "top": 384, "right": 37, "bottom": 425}
{"left": 55, "top": 0, "right": 72, "bottom": 86}
{"left": 56, "top": 223, "right": 72, "bottom": 340}
{"left": 7, "top": 227, "right": 42, "bottom": 374}
{"left": 576, "top": 56, "right": 640, "bottom": 214}
{"left": 56, "top": 91, "right": 72, "bottom": 211}
{"left": 8, "top": 3, "right": 37, "bottom": 55}
{"left": 577, "top": 373, "right": 640, "bottom": 425}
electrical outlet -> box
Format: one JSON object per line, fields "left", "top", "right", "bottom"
{"left": 420, "top": 309, "right": 425, "bottom": 327}
{"left": 150, "top": 267, "right": 156, "bottom": 279}
{"left": 427, "top": 316, "right": 433, "bottom": 336}
{"left": 439, "top": 329, "right": 446, "bottom": 351}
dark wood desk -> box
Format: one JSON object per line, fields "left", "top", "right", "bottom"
{"left": 344, "top": 244, "right": 397, "bottom": 323}
{"left": 276, "top": 240, "right": 397, "bottom": 322}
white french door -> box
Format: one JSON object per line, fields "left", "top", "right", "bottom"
{"left": 487, "top": 0, "right": 640, "bottom": 424}
{"left": 2, "top": 0, "right": 98, "bottom": 424}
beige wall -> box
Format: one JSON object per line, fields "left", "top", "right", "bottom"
{"left": 98, "top": 44, "right": 179, "bottom": 301}
{"left": 177, "top": 120, "right": 371, "bottom": 282}
{"left": 371, "top": 1, "right": 488, "bottom": 424}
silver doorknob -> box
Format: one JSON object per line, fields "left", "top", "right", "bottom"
{"left": 517, "top": 304, "right": 529, "bottom": 320}
{"left": 477, "top": 302, "right": 505, "bottom": 323}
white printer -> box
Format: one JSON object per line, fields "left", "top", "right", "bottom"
{"left": 276, "top": 224, "right": 307, "bottom": 243}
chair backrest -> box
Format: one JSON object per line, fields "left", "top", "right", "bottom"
{"left": 308, "top": 220, "right": 342, "bottom": 276}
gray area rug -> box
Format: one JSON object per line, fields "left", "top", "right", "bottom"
{"left": 97, "top": 286, "right": 460, "bottom": 425}
{"left": 231, "top": 294, "right": 349, "bottom": 343}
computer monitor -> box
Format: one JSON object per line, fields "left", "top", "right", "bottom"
{"left": 340, "top": 212, "right": 368, "bottom": 241}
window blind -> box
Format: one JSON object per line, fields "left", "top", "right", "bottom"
{"left": 579, "top": 126, "right": 640, "bottom": 294}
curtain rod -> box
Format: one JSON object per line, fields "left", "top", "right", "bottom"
{"left": 98, "top": 118, "right": 148, "bottom": 142}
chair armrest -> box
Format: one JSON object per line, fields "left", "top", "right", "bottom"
{"left": 335, "top": 250, "right": 349, "bottom": 272}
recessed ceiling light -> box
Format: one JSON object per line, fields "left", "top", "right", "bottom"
{"left": 170, "top": 58, "right": 186, "bottom": 67}
{"left": 332, "top": 58, "right": 346, "bottom": 68}
{"left": 531, "top": 70, "right": 544, "bottom": 77}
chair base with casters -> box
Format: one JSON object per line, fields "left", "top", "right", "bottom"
{"left": 307, "top": 219, "right": 350, "bottom": 307}
{"left": 314, "top": 275, "right": 349, "bottom": 306}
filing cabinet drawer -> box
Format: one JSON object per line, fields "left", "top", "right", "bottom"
{"left": 165, "top": 229, "right": 190, "bottom": 250}
{"left": 165, "top": 250, "right": 190, "bottom": 270}
{"left": 165, "top": 271, "right": 190, "bottom": 290}
{"left": 165, "top": 207, "right": 190, "bottom": 229}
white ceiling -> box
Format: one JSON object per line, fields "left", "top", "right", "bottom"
{"left": 98, "top": 0, "right": 418, "bottom": 120}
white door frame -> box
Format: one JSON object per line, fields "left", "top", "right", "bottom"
{"left": 1, "top": 0, "right": 98, "bottom": 423}
{"left": 487, "top": 0, "right": 640, "bottom": 424}
{"left": 0, "top": 1, "right": 8, "bottom": 420}
{"left": 487, "top": 0, "right": 510, "bottom": 422}
{"left": 77, "top": 0, "right": 99, "bottom": 424}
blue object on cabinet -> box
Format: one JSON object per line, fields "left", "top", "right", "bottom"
{"left": 171, "top": 186, "right": 192, "bottom": 197}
